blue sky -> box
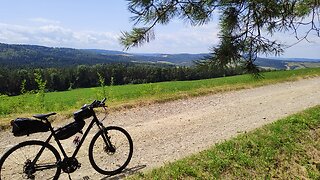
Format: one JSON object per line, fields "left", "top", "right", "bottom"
{"left": 0, "top": 0, "right": 319, "bottom": 58}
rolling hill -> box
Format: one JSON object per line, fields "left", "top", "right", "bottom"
{"left": 0, "top": 43, "right": 134, "bottom": 67}
{"left": 0, "top": 43, "right": 319, "bottom": 69}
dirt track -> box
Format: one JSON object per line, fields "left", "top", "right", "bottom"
{"left": 0, "top": 77, "right": 320, "bottom": 179}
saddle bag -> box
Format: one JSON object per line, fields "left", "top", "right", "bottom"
{"left": 11, "top": 118, "right": 50, "bottom": 137}
{"left": 55, "top": 120, "right": 85, "bottom": 140}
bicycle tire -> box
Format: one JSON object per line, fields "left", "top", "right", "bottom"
{"left": 0, "top": 140, "right": 61, "bottom": 180}
{"left": 89, "top": 126, "right": 133, "bottom": 175}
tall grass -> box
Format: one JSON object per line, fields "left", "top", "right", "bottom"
{"left": 0, "top": 68, "right": 319, "bottom": 124}
{"left": 34, "top": 70, "right": 47, "bottom": 111}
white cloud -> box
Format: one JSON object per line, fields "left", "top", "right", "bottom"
{"left": 128, "top": 23, "right": 220, "bottom": 53}
{"left": 259, "top": 27, "right": 320, "bottom": 58}
{"left": 0, "top": 20, "right": 220, "bottom": 53}
{"left": 0, "top": 22, "right": 121, "bottom": 50}
{"left": 0, "top": 19, "right": 318, "bottom": 57}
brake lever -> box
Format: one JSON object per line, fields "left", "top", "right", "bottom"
{"left": 101, "top": 98, "right": 106, "bottom": 103}
{"left": 100, "top": 105, "right": 108, "bottom": 121}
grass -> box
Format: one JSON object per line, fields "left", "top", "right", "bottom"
{"left": 128, "top": 105, "right": 320, "bottom": 179}
{"left": 0, "top": 68, "right": 320, "bottom": 127}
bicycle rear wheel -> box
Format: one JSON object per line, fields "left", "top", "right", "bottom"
{"left": 89, "top": 126, "right": 133, "bottom": 175}
{"left": 0, "top": 140, "right": 61, "bottom": 180}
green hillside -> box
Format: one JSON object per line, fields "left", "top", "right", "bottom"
{"left": 0, "top": 43, "right": 319, "bottom": 69}
{"left": 0, "top": 43, "right": 133, "bottom": 67}
{"left": 0, "top": 43, "right": 206, "bottom": 67}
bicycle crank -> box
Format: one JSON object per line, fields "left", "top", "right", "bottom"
{"left": 61, "top": 157, "right": 81, "bottom": 173}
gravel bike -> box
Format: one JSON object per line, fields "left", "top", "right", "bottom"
{"left": 0, "top": 98, "right": 133, "bottom": 180}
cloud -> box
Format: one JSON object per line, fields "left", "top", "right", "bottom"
{"left": 258, "top": 26, "right": 320, "bottom": 58}
{"left": 1, "top": 19, "right": 317, "bottom": 57}
{"left": 0, "top": 20, "right": 220, "bottom": 53}
{"left": 128, "top": 23, "right": 220, "bottom": 53}
{"left": 0, "top": 22, "right": 121, "bottom": 50}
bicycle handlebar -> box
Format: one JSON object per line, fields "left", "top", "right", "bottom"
{"left": 82, "top": 98, "right": 107, "bottom": 110}
{"left": 92, "top": 98, "right": 106, "bottom": 108}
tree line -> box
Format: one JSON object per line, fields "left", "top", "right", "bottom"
{"left": 0, "top": 63, "right": 245, "bottom": 96}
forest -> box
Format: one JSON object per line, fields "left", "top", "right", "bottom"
{"left": 0, "top": 43, "right": 250, "bottom": 96}
{"left": 0, "top": 63, "right": 245, "bottom": 96}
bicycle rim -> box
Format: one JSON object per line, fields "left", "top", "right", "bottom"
{"left": 0, "top": 141, "right": 61, "bottom": 180}
{"left": 89, "top": 126, "right": 133, "bottom": 175}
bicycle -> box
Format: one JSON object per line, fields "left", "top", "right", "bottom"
{"left": 0, "top": 98, "right": 133, "bottom": 180}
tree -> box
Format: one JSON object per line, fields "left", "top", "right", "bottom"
{"left": 120, "top": 0, "right": 320, "bottom": 73}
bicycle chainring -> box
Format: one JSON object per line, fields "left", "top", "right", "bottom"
{"left": 61, "top": 157, "right": 81, "bottom": 173}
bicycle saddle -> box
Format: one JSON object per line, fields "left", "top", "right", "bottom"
{"left": 33, "top": 112, "right": 57, "bottom": 120}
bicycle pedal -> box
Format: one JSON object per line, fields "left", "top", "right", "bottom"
{"left": 77, "top": 163, "right": 81, "bottom": 169}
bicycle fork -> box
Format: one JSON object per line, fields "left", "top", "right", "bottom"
{"left": 98, "top": 125, "right": 116, "bottom": 153}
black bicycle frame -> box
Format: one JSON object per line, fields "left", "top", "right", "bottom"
{"left": 31, "top": 111, "right": 110, "bottom": 170}
{"left": 53, "top": 113, "right": 105, "bottom": 158}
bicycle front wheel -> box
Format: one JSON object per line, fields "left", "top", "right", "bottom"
{"left": 89, "top": 126, "right": 133, "bottom": 175}
{"left": 0, "top": 140, "right": 61, "bottom": 180}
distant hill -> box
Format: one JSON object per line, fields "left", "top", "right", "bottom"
{"left": 0, "top": 43, "right": 319, "bottom": 69}
{"left": 84, "top": 49, "right": 208, "bottom": 66}
{"left": 82, "top": 49, "right": 130, "bottom": 55}
{"left": 256, "top": 57, "right": 320, "bottom": 70}
{"left": 255, "top": 58, "right": 288, "bottom": 69}
{"left": 120, "top": 53, "right": 207, "bottom": 66}
{"left": 0, "top": 43, "right": 133, "bottom": 67}
{"left": 274, "top": 57, "right": 320, "bottom": 62}
{"left": 0, "top": 43, "right": 206, "bottom": 67}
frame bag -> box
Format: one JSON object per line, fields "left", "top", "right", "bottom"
{"left": 55, "top": 120, "right": 85, "bottom": 140}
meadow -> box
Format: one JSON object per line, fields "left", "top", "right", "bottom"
{"left": 1, "top": 68, "right": 320, "bottom": 127}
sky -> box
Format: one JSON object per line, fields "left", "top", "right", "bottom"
{"left": 0, "top": 0, "right": 319, "bottom": 58}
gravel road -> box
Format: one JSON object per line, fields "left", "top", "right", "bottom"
{"left": 0, "top": 77, "right": 319, "bottom": 179}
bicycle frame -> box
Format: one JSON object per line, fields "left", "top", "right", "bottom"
{"left": 31, "top": 111, "right": 112, "bottom": 170}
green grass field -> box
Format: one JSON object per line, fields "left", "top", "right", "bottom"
{"left": 1, "top": 68, "right": 320, "bottom": 127}
{"left": 129, "top": 105, "right": 320, "bottom": 179}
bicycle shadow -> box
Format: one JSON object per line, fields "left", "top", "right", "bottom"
{"left": 98, "top": 165, "right": 147, "bottom": 180}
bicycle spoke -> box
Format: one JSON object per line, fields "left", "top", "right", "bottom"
{"left": 89, "top": 127, "right": 133, "bottom": 175}
{"left": 6, "top": 155, "right": 24, "bottom": 166}
{"left": 0, "top": 141, "right": 61, "bottom": 180}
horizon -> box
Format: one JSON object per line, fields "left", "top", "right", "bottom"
{"left": 2, "top": 42, "right": 320, "bottom": 60}
{"left": 0, "top": 1, "right": 319, "bottom": 58}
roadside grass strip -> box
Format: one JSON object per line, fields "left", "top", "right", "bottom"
{"left": 129, "top": 106, "right": 320, "bottom": 179}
